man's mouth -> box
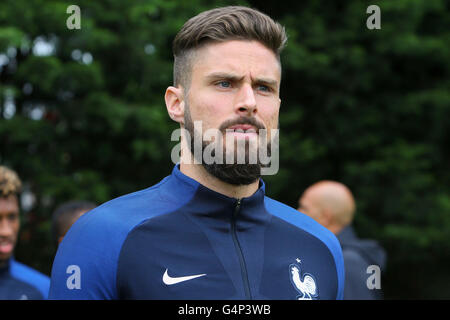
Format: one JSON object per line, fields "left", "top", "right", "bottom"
{"left": 0, "top": 241, "right": 14, "bottom": 254}
{"left": 225, "top": 124, "right": 258, "bottom": 137}
{"left": 227, "top": 124, "right": 257, "bottom": 131}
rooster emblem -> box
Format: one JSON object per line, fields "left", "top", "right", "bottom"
{"left": 289, "top": 260, "right": 319, "bottom": 300}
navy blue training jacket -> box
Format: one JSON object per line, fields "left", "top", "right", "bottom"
{"left": 0, "top": 257, "right": 50, "bottom": 300}
{"left": 49, "top": 165, "right": 344, "bottom": 300}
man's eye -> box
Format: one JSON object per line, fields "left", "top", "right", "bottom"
{"left": 257, "top": 85, "right": 271, "bottom": 92}
{"left": 216, "top": 81, "right": 231, "bottom": 88}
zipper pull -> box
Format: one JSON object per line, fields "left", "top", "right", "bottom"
{"left": 234, "top": 198, "right": 241, "bottom": 217}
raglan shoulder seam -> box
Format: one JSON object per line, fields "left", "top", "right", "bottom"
{"left": 264, "top": 196, "right": 345, "bottom": 300}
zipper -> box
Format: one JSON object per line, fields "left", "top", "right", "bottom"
{"left": 231, "top": 198, "right": 252, "bottom": 299}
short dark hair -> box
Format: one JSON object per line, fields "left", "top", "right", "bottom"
{"left": 172, "top": 6, "right": 287, "bottom": 89}
{"left": 0, "top": 166, "right": 22, "bottom": 198}
{"left": 51, "top": 200, "right": 96, "bottom": 243}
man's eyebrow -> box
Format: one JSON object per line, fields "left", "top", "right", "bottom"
{"left": 254, "top": 77, "right": 278, "bottom": 87}
{"left": 205, "top": 72, "right": 244, "bottom": 82}
{"left": 205, "top": 72, "right": 278, "bottom": 86}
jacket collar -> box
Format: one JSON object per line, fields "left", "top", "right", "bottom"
{"left": 163, "top": 164, "right": 270, "bottom": 227}
{"left": 336, "top": 226, "right": 358, "bottom": 244}
{"left": 0, "top": 257, "right": 12, "bottom": 276}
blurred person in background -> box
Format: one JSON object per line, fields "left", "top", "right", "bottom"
{"left": 298, "top": 180, "right": 387, "bottom": 300}
{"left": 0, "top": 166, "right": 50, "bottom": 300}
{"left": 52, "top": 200, "right": 97, "bottom": 245}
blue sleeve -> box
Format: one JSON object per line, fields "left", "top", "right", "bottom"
{"left": 49, "top": 209, "right": 121, "bottom": 299}
{"left": 49, "top": 187, "right": 166, "bottom": 300}
{"left": 10, "top": 260, "right": 50, "bottom": 299}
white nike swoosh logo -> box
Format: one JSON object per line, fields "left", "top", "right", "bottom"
{"left": 162, "top": 269, "right": 206, "bottom": 285}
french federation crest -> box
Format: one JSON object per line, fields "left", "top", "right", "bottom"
{"left": 289, "top": 259, "right": 319, "bottom": 300}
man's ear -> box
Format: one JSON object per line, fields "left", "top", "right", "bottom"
{"left": 165, "top": 86, "right": 185, "bottom": 125}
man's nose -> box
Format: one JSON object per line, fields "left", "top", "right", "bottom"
{"left": 0, "top": 219, "right": 13, "bottom": 237}
{"left": 235, "top": 84, "right": 257, "bottom": 116}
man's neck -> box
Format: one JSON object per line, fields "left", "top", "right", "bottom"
{"left": 180, "top": 162, "right": 259, "bottom": 199}
{"left": 329, "top": 224, "right": 345, "bottom": 235}
{"left": 0, "top": 258, "right": 10, "bottom": 270}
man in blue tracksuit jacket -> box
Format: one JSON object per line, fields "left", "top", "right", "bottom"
{"left": 49, "top": 6, "right": 345, "bottom": 300}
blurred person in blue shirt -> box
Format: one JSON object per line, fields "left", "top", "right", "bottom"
{"left": 0, "top": 165, "right": 50, "bottom": 300}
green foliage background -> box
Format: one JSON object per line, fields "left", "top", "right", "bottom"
{"left": 0, "top": 0, "right": 448, "bottom": 299}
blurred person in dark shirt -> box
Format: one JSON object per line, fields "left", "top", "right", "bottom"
{"left": 52, "top": 200, "right": 97, "bottom": 245}
{"left": 298, "top": 180, "right": 387, "bottom": 300}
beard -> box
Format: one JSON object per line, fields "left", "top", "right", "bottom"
{"left": 184, "top": 102, "right": 273, "bottom": 186}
